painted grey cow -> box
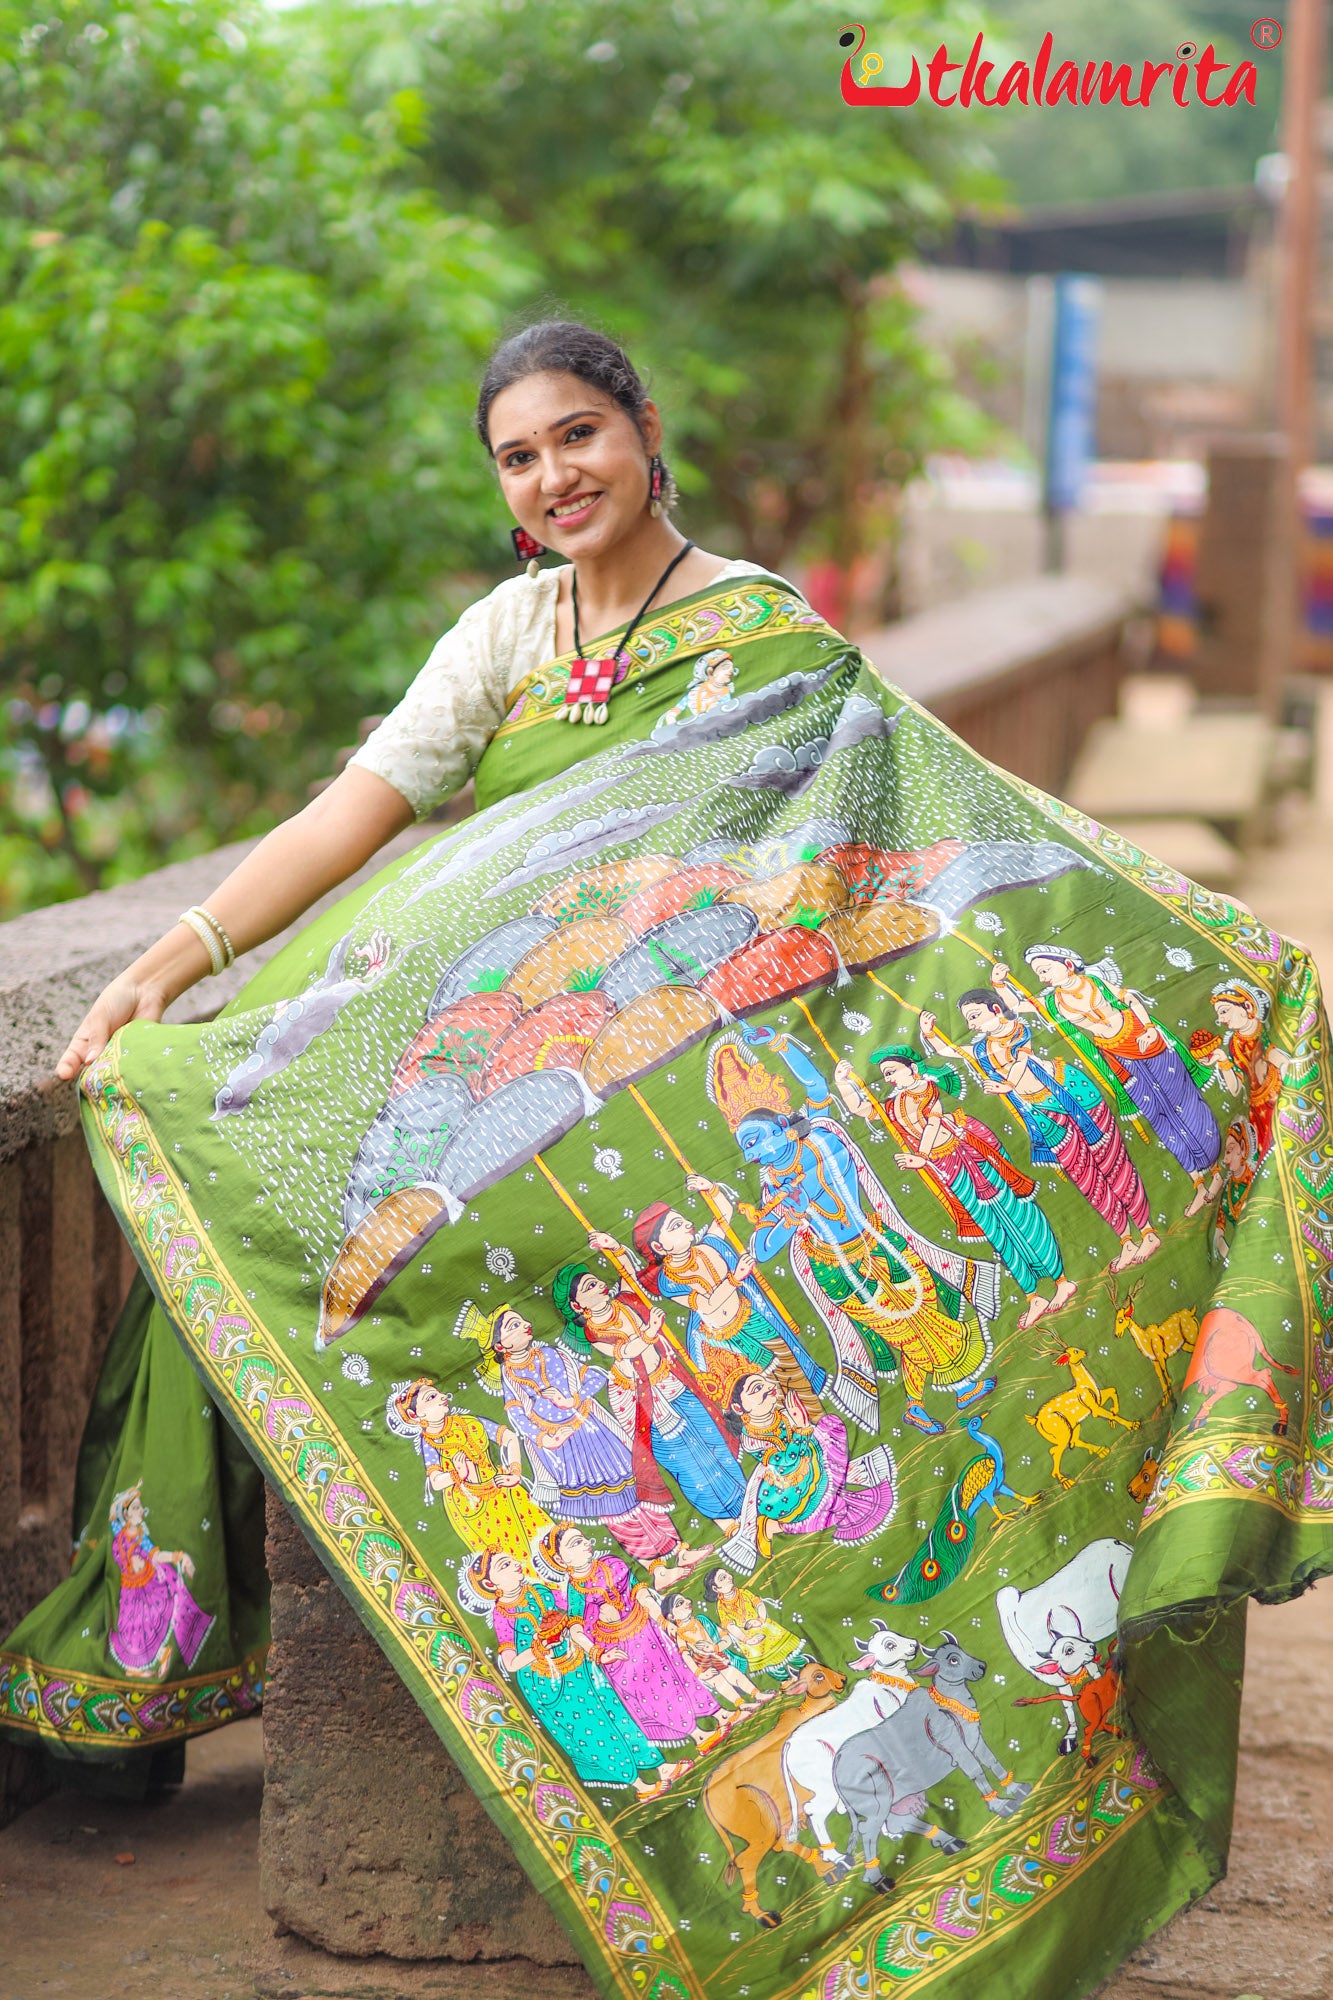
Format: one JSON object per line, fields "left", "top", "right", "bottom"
{"left": 831, "top": 1631, "right": 1031, "bottom": 1889}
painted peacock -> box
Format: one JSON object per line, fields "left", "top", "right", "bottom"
{"left": 867, "top": 1415, "right": 1041, "bottom": 1604}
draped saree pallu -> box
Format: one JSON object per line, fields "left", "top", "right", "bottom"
{"left": 3, "top": 573, "right": 1332, "bottom": 2000}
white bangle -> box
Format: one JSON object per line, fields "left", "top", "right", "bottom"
{"left": 178, "top": 908, "right": 225, "bottom": 977}
{"left": 194, "top": 904, "right": 236, "bottom": 968}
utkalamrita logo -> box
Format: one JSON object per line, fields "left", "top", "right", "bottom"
{"left": 837, "top": 23, "right": 1262, "bottom": 108}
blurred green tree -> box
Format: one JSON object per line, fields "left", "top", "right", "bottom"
{"left": 318, "top": 0, "right": 1006, "bottom": 617}
{"left": 0, "top": 0, "right": 528, "bottom": 912}
{"left": 980, "top": 0, "right": 1284, "bottom": 205}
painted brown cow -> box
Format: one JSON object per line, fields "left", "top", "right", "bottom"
{"left": 702, "top": 1661, "right": 847, "bottom": 1928}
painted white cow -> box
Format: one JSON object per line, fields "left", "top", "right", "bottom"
{"left": 781, "top": 1622, "right": 919, "bottom": 1861}
{"left": 995, "top": 1537, "right": 1133, "bottom": 1756}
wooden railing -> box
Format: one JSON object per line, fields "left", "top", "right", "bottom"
{"left": 0, "top": 573, "right": 1134, "bottom": 1871}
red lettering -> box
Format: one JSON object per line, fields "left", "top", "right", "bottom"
{"left": 1224, "top": 61, "right": 1258, "bottom": 106}
{"left": 1171, "top": 60, "right": 1191, "bottom": 107}
{"left": 1044, "top": 59, "right": 1079, "bottom": 106}
{"left": 1138, "top": 60, "right": 1174, "bottom": 106}
{"left": 1194, "top": 44, "right": 1229, "bottom": 106}
{"left": 926, "top": 43, "right": 962, "bottom": 106}
{"left": 1091, "top": 61, "right": 1139, "bottom": 107}
{"left": 959, "top": 32, "right": 998, "bottom": 106}
{"left": 995, "top": 59, "right": 1031, "bottom": 106}
{"left": 1032, "top": 30, "right": 1052, "bottom": 102}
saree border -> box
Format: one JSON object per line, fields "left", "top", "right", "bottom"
{"left": 0, "top": 1645, "right": 265, "bottom": 1746}
{"left": 75, "top": 1045, "right": 703, "bottom": 2000}
{"left": 496, "top": 583, "right": 841, "bottom": 738}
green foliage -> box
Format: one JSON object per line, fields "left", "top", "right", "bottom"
{"left": 0, "top": 0, "right": 529, "bottom": 910}
{"left": 320, "top": 0, "right": 1006, "bottom": 575}
{"left": 980, "top": 0, "right": 1284, "bottom": 205}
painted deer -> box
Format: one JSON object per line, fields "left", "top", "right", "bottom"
{"left": 1182, "top": 1305, "right": 1301, "bottom": 1435}
{"left": 1110, "top": 1277, "right": 1199, "bottom": 1409}
{"left": 1028, "top": 1342, "right": 1140, "bottom": 1489}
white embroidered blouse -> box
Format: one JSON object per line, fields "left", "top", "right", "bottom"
{"left": 347, "top": 558, "right": 793, "bottom": 820}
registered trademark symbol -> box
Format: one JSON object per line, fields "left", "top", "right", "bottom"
{"left": 1251, "top": 16, "right": 1282, "bottom": 48}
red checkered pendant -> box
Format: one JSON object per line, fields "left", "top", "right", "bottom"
{"left": 564, "top": 653, "right": 620, "bottom": 725}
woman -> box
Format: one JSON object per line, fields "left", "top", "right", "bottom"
{"left": 859, "top": 1043, "right": 1076, "bottom": 1331}
{"left": 589, "top": 1200, "right": 826, "bottom": 1408}
{"left": 7, "top": 320, "right": 1328, "bottom": 2000}
{"left": 463, "top": 1546, "right": 678, "bottom": 1797}
{"left": 537, "top": 1524, "right": 724, "bottom": 1755}
{"left": 723, "top": 1374, "right": 895, "bottom": 1561}
{"left": 455, "top": 1298, "right": 685, "bottom": 1567}
{"left": 701, "top": 1565, "right": 805, "bottom": 1681}
{"left": 999, "top": 946, "right": 1222, "bottom": 1215}
{"left": 552, "top": 1261, "right": 748, "bottom": 1525}
{"left": 1203, "top": 976, "right": 1287, "bottom": 1165}
{"left": 929, "top": 989, "right": 1158, "bottom": 1273}
{"left": 383, "top": 1375, "right": 551, "bottom": 1560}
{"left": 107, "top": 1482, "right": 214, "bottom": 1682}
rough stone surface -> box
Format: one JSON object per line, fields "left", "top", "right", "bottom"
{"left": 261, "top": 1489, "right": 582, "bottom": 1967}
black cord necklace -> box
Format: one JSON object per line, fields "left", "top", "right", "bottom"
{"left": 566, "top": 539, "right": 696, "bottom": 725}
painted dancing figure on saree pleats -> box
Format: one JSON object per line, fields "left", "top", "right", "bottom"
{"left": 107, "top": 1482, "right": 214, "bottom": 1681}
{"left": 538, "top": 1525, "right": 731, "bottom": 1753}
{"left": 997, "top": 947, "right": 1221, "bottom": 1215}
{"left": 1197, "top": 977, "right": 1287, "bottom": 1165}
{"left": 384, "top": 1377, "right": 552, "bottom": 1559}
{"left": 553, "top": 1263, "right": 748, "bottom": 1525}
{"left": 849, "top": 1042, "right": 1075, "bottom": 1331}
{"left": 930, "top": 989, "right": 1158, "bottom": 1273}
{"left": 587, "top": 1201, "right": 827, "bottom": 1409}
{"left": 453, "top": 1302, "right": 683, "bottom": 1566}
{"left": 703, "top": 1028, "right": 999, "bottom": 1439}
{"left": 703, "top": 1565, "right": 806, "bottom": 1681}
{"left": 722, "top": 1374, "right": 896, "bottom": 1569}
{"left": 462, "top": 1547, "right": 684, "bottom": 1797}
{"left": 1212, "top": 1119, "right": 1258, "bottom": 1264}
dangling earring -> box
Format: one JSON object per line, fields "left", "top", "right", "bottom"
{"left": 649, "top": 455, "right": 665, "bottom": 519}
{"left": 512, "top": 526, "right": 546, "bottom": 579}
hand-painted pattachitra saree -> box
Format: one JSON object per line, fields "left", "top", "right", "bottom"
{"left": 5, "top": 574, "right": 1333, "bottom": 2000}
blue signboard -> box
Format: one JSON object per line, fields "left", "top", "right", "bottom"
{"left": 1044, "top": 275, "right": 1101, "bottom": 514}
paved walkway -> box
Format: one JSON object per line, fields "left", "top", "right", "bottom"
{"left": 3, "top": 811, "right": 1331, "bottom": 2000}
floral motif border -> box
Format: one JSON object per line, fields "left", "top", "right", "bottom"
{"left": 0, "top": 1647, "right": 266, "bottom": 1743}
{"left": 77, "top": 1049, "right": 700, "bottom": 2000}
{"left": 498, "top": 585, "right": 839, "bottom": 735}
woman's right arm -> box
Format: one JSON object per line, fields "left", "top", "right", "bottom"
{"left": 56, "top": 764, "right": 415, "bottom": 1079}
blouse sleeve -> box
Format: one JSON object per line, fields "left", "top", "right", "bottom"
{"left": 346, "top": 574, "right": 554, "bottom": 819}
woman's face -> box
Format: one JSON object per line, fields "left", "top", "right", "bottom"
{"left": 1214, "top": 997, "right": 1253, "bottom": 1033}
{"left": 125, "top": 1494, "right": 145, "bottom": 1530}
{"left": 1027, "top": 955, "right": 1068, "bottom": 989}
{"left": 877, "top": 1058, "right": 915, "bottom": 1090}
{"left": 708, "top": 658, "right": 736, "bottom": 686}
{"left": 413, "top": 1383, "right": 451, "bottom": 1425}
{"left": 666, "top": 1596, "right": 690, "bottom": 1623}
{"left": 712, "top": 1569, "right": 735, "bottom": 1596}
{"left": 557, "top": 1527, "right": 595, "bottom": 1571}
{"left": 495, "top": 1309, "right": 532, "bottom": 1355}
{"left": 575, "top": 1272, "right": 611, "bottom": 1314}
{"left": 487, "top": 370, "right": 661, "bottom": 563}
{"left": 960, "top": 1000, "right": 1006, "bottom": 1035}
{"left": 655, "top": 1209, "right": 693, "bottom": 1255}
{"left": 488, "top": 1550, "right": 524, "bottom": 1596}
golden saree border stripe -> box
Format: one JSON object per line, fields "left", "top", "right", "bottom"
{"left": 79, "top": 1045, "right": 702, "bottom": 2000}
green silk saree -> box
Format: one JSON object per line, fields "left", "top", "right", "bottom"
{"left": 4, "top": 574, "right": 1331, "bottom": 2000}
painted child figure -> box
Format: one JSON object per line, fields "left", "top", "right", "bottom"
{"left": 662, "top": 1592, "right": 774, "bottom": 1712}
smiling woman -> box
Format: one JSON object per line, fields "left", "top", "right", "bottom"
{"left": 5, "top": 318, "right": 1333, "bottom": 2000}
